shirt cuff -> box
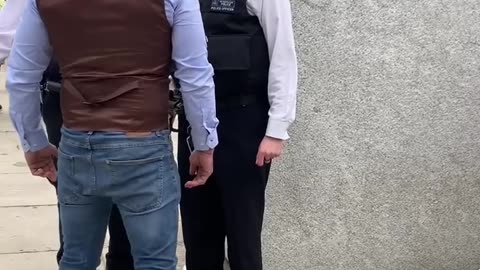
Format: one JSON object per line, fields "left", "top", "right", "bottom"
{"left": 191, "top": 126, "right": 218, "bottom": 151}
{"left": 22, "top": 129, "right": 49, "bottom": 152}
{"left": 265, "top": 118, "right": 291, "bottom": 140}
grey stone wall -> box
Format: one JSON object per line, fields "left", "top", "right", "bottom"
{"left": 263, "top": 1, "right": 480, "bottom": 269}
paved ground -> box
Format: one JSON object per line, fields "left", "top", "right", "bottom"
{"left": 0, "top": 65, "right": 191, "bottom": 269}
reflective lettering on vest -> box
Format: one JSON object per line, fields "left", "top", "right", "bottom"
{"left": 211, "top": 0, "right": 235, "bottom": 12}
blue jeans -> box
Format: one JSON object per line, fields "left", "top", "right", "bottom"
{"left": 57, "top": 128, "right": 180, "bottom": 270}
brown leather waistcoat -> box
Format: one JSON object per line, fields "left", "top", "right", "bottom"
{"left": 37, "top": 0, "right": 172, "bottom": 132}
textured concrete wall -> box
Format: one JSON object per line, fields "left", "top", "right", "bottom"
{"left": 263, "top": 1, "right": 480, "bottom": 269}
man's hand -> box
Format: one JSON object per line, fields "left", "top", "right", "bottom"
{"left": 255, "top": 136, "right": 285, "bottom": 167}
{"left": 24, "top": 144, "right": 58, "bottom": 182}
{"left": 186, "top": 149, "right": 214, "bottom": 188}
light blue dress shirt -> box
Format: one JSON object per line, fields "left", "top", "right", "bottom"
{"left": 6, "top": 0, "right": 219, "bottom": 152}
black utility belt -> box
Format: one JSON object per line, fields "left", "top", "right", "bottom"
{"left": 44, "top": 81, "right": 61, "bottom": 93}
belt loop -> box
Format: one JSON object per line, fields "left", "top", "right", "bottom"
{"left": 86, "top": 131, "right": 94, "bottom": 150}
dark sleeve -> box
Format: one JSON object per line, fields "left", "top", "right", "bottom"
{"left": 42, "top": 58, "right": 62, "bottom": 83}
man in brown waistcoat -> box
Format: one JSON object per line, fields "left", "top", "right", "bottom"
{"left": 6, "top": 0, "right": 219, "bottom": 269}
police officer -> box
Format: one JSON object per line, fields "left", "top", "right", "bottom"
{"left": 41, "top": 59, "right": 134, "bottom": 269}
{"left": 178, "top": 0, "right": 298, "bottom": 269}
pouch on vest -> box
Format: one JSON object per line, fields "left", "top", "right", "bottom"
{"left": 207, "top": 35, "right": 250, "bottom": 71}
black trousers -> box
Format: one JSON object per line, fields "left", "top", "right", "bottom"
{"left": 41, "top": 90, "right": 134, "bottom": 270}
{"left": 178, "top": 101, "right": 271, "bottom": 270}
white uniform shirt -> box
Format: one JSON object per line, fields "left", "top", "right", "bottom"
{"left": 0, "top": 0, "right": 27, "bottom": 63}
{"left": 247, "top": 0, "right": 298, "bottom": 140}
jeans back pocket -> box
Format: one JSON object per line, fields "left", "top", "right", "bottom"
{"left": 106, "top": 153, "right": 173, "bottom": 213}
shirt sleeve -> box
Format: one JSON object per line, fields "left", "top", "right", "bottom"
{"left": 0, "top": 0, "right": 28, "bottom": 62}
{"left": 249, "top": 0, "right": 298, "bottom": 140}
{"left": 6, "top": 0, "right": 52, "bottom": 152}
{"left": 170, "top": 0, "right": 219, "bottom": 151}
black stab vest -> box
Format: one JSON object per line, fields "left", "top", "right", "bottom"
{"left": 200, "top": 0, "right": 270, "bottom": 99}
